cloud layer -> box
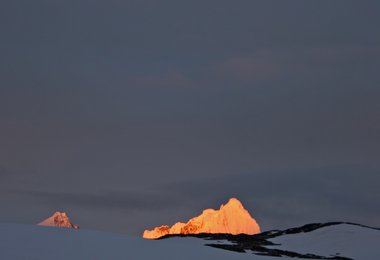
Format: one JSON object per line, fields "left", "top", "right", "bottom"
{"left": 0, "top": 0, "right": 379, "bottom": 235}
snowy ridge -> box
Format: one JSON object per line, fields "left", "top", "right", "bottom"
{"left": 269, "top": 222, "right": 380, "bottom": 259}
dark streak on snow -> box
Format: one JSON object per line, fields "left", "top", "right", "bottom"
{"left": 159, "top": 222, "right": 380, "bottom": 259}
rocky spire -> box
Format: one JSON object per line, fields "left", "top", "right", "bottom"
{"left": 143, "top": 198, "right": 260, "bottom": 239}
{"left": 38, "top": 211, "right": 79, "bottom": 229}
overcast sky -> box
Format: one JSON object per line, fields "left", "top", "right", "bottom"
{"left": 1, "top": 1, "right": 379, "bottom": 235}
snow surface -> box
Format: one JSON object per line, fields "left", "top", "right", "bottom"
{"left": 270, "top": 223, "right": 380, "bottom": 259}
{"left": 0, "top": 223, "right": 379, "bottom": 259}
{"left": 0, "top": 224, "right": 271, "bottom": 260}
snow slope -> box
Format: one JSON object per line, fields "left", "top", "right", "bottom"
{"left": 0, "top": 224, "right": 270, "bottom": 260}
{"left": 0, "top": 222, "right": 378, "bottom": 259}
{"left": 270, "top": 223, "right": 380, "bottom": 259}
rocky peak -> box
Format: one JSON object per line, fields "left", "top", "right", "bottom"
{"left": 38, "top": 211, "right": 79, "bottom": 229}
{"left": 143, "top": 198, "right": 260, "bottom": 239}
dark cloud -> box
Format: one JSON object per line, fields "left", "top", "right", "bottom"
{"left": 0, "top": 0, "right": 379, "bottom": 235}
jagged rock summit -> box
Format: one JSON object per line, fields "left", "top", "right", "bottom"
{"left": 38, "top": 211, "right": 79, "bottom": 229}
{"left": 143, "top": 198, "right": 260, "bottom": 239}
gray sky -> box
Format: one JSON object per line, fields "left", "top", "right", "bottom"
{"left": 1, "top": 0, "right": 379, "bottom": 235}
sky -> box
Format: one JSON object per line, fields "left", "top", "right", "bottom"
{"left": 0, "top": 1, "right": 379, "bottom": 235}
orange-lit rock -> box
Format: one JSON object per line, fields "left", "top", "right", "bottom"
{"left": 143, "top": 198, "right": 260, "bottom": 239}
{"left": 38, "top": 211, "right": 79, "bottom": 229}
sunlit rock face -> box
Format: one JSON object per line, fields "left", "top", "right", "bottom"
{"left": 38, "top": 211, "right": 79, "bottom": 229}
{"left": 143, "top": 198, "right": 260, "bottom": 239}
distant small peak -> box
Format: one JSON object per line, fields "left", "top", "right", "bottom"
{"left": 38, "top": 211, "right": 79, "bottom": 229}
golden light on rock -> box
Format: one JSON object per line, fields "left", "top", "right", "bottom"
{"left": 143, "top": 198, "right": 260, "bottom": 239}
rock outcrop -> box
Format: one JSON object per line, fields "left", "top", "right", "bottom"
{"left": 143, "top": 198, "right": 260, "bottom": 239}
{"left": 38, "top": 211, "right": 79, "bottom": 229}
